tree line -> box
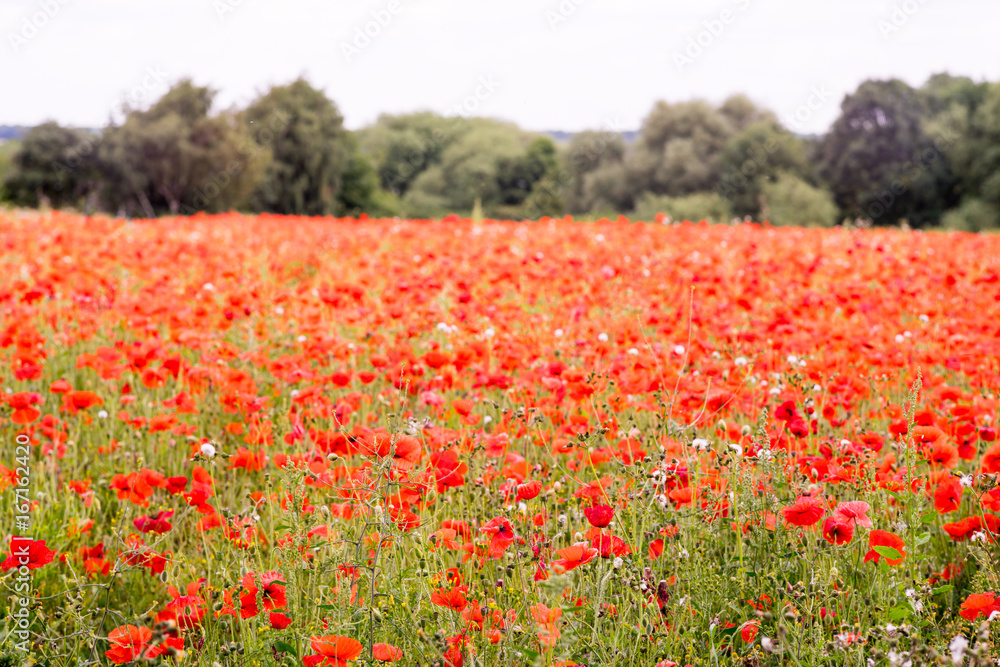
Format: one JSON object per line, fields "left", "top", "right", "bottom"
{"left": 1, "top": 73, "right": 998, "bottom": 229}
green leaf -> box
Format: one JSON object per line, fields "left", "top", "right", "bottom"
{"left": 919, "top": 509, "right": 938, "bottom": 525}
{"left": 874, "top": 545, "right": 903, "bottom": 561}
{"left": 932, "top": 585, "right": 954, "bottom": 595}
{"left": 888, "top": 604, "right": 911, "bottom": 620}
{"left": 273, "top": 641, "right": 297, "bottom": 658}
{"left": 914, "top": 532, "right": 930, "bottom": 546}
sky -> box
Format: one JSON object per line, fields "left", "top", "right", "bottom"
{"left": 2, "top": 0, "right": 998, "bottom": 136}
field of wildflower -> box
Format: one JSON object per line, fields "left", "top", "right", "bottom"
{"left": 1, "top": 211, "right": 999, "bottom": 667}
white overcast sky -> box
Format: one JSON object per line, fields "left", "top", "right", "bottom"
{"left": 2, "top": 0, "right": 998, "bottom": 135}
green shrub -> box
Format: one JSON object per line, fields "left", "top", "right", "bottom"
{"left": 761, "top": 172, "right": 839, "bottom": 227}
{"left": 942, "top": 197, "right": 1000, "bottom": 231}
{"left": 632, "top": 191, "right": 732, "bottom": 223}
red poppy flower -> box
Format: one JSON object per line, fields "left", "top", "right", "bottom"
{"left": 960, "top": 592, "right": 1000, "bottom": 621}
{"left": 8, "top": 391, "right": 44, "bottom": 424}
{"left": 822, "top": 515, "right": 854, "bottom": 545}
{"left": 552, "top": 543, "right": 598, "bottom": 573}
{"left": 782, "top": 496, "right": 825, "bottom": 527}
{"left": 933, "top": 477, "right": 962, "bottom": 514}
{"left": 924, "top": 440, "right": 959, "bottom": 469}
{"left": 1, "top": 537, "right": 55, "bottom": 570}
{"left": 431, "top": 585, "right": 470, "bottom": 612}
{"left": 833, "top": 501, "right": 873, "bottom": 528}
{"left": 64, "top": 390, "right": 104, "bottom": 411}
{"left": 133, "top": 510, "right": 175, "bottom": 534}
{"left": 517, "top": 480, "right": 542, "bottom": 500}
{"left": 982, "top": 442, "right": 1000, "bottom": 474}
{"left": 863, "top": 530, "right": 906, "bottom": 566}
{"left": 583, "top": 504, "right": 614, "bottom": 528}
{"left": 304, "top": 635, "right": 363, "bottom": 667}
{"left": 373, "top": 643, "right": 403, "bottom": 662}
{"left": 104, "top": 625, "right": 165, "bottom": 664}
{"left": 480, "top": 517, "right": 515, "bottom": 557}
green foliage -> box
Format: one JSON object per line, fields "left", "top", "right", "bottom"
{"left": 942, "top": 197, "right": 1000, "bottom": 231}
{"left": 245, "top": 78, "right": 348, "bottom": 216}
{"left": 935, "top": 83, "right": 1000, "bottom": 209}
{"left": 0, "top": 140, "right": 21, "bottom": 202}
{"left": 99, "top": 79, "right": 263, "bottom": 216}
{"left": 336, "top": 132, "right": 400, "bottom": 218}
{"left": 632, "top": 190, "right": 732, "bottom": 223}
{"left": 496, "top": 137, "right": 557, "bottom": 208}
{"left": 561, "top": 130, "right": 629, "bottom": 214}
{"left": 760, "top": 172, "right": 839, "bottom": 227}
{"left": 718, "top": 121, "right": 809, "bottom": 219}
{"left": 817, "top": 79, "right": 954, "bottom": 227}
{"left": 627, "top": 100, "right": 733, "bottom": 198}
{"left": 2, "top": 123, "right": 100, "bottom": 209}
{"left": 8, "top": 71, "right": 1000, "bottom": 229}
{"left": 363, "top": 114, "right": 558, "bottom": 219}
{"left": 358, "top": 112, "right": 463, "bottom": 197}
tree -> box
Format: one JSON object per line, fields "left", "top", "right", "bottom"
{"left": 561, "top": 130, "right": 628, "bottom": 214}
{"left": 928, "top": 81, "right": 1000, "bottom": 229}
{"left": 100, "top": 80, "right": 261, "bottom": 216}
{"left": 3, "top": 123, "right": 100, "bottom": 209}
{"left": 0, "top": 141, "right": 17, "bottom": 202}
{"left": 496, "top": 137, "right": 557, "bottom": 208}
{"left": 718, "top": 94, "right": 776, "bottom": 132}
{"left": 760, "top": 172, "right": 839, "bottom": 227}
{"left": 817, "top": 79, "right": 952, "bottom": 227}
{"left": 335, "top": 132, "right": 400, "bottom": 217}
{"left": 626, "top": 100, "right": 735, "bottom": 198}
{"left": 718, "top": 121, "right": 809, "bottom": 218}
{"left": 245, "top": 78, "right": 348, "bottom": 216}
{"left": 391, "top": 117, "right": 555, "bottom": 219}
{"left": 942, "top": 198, "right": 1000, "bottom": 232}
{"left": 632, "top": 191, "right": 731, "bottom": 223}
{"left": 358, "top": 112, "right": 463, "bottom": 196}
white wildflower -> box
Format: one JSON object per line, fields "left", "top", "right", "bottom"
{"left": 948, "top": 635, "right": 968, "bottom": 666}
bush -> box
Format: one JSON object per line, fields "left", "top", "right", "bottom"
{"left": 632, "top": 191, "right": 732, "bottom": 223}
{"left": 942, "top": 197, "right": 1000, "bottom": 231}
{"left": 761, "top": 172, "right": 839, "bottom": 227}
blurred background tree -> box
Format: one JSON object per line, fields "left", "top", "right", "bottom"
{"left": 2, "top": 122, "right": 100, "bottom": 209}
{"left": 244, "top": 78, "right": 346, "bottom": 216}
{"left": 2, "top": 72, "right": 998, "bottom": 229}
{"left": 99, "top": 79, "right": 261, "bottom": 216}
{"left": 816, "top": 79, "right": 953, "bottom": 228}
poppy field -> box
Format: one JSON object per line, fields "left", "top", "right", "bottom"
{"left": 2, "top": 211, "right": 1000, "bottom": 667}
